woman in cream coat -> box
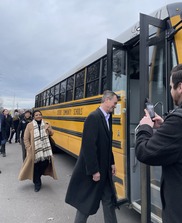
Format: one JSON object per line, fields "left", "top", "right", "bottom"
{"left": 18, "top": 110, "right": 57, "bottom": 192}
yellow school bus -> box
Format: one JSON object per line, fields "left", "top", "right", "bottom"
{"left": 35, "top": 3, "right": 182, "bottom": 222}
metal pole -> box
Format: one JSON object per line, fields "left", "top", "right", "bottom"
{"left": 140, "top": 164, "right": 151, "bottom": 223}
{"left": 140, "top": 13, "right": 151, "bottom": 223}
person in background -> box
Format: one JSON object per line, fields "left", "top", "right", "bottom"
{"left": 9, "top": 109, "right": 20, "bottom": 143}
{"left": 65, "top": 90, "right": 118, "bottom": 223}
{"left": 19, "top": 109, "right": 26, "bottom": 121}
{"left": 1, "top": 109, "right": 12, "bottom": 157}
{"left": 3, "top": 109, "right": 13, "bottom": 140}
{"left": 0, "top": 111, "right": 6, "bottom": 158}
{"left": 0, "top": 110, "right": 6, "bottom": 170}
{"left": 17, "top": 110, "right": 32, "bottom": 161}
{"left": 18, "top": 110, "right": 57, "bottom": 192}
{"left": 135, "top": 64, "right": 182, "bottom": 223}
{"left": 0, "top": 110, "right": 6, "bottom": 157}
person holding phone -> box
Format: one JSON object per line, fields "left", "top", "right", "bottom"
{"left": 135, "top": 64, "right": 182, "bottom": 223}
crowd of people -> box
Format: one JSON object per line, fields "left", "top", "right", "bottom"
{"left": 0, "top": 108, "right": 57, "bottom": 192}
{"left": 0, "top": 109, "right": 31, "bottom": 157}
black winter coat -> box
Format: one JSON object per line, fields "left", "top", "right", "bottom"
{"left": 4, "top": 114, "right": 12, "bottom": 140}
{"left": 17, "top": 117, "right": 32, "bottom": 139}
{"left": 0, "top": 114, "right": 6, "bottom": 141}
{"left": 65, "top": 108, "right": 116, "bottom": 215}
{"left": 135, "top": 106, "right": 182, "bottom": 223}
{"left": 12, "top": 116, "right": 19, "bottom": 130}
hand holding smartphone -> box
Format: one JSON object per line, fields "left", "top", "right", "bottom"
{"left": 145, "top": 99, "right": 155, "bottom": 119}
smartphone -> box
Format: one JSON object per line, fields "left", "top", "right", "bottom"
{"left": 145, "top": 101, "right": 155, "bottom": 119}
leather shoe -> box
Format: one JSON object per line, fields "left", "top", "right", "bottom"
{"left": 34, "top": 187, "right": 40, "bottom": 192}
{"left": 34, "top": 184, "right": 41, "bottom": 192}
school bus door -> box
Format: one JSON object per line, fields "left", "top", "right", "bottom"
{"left": 107, "top": 39, "right": 129, "bottom": 204}
{"left": 139, "top": 13, "right": 169, "bottom": 223}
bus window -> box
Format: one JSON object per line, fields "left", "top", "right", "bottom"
{"left": 46, "top": 90, "right": 50, "bottom": 106}
{"left": 42, "top": 91, "right": 46, "bottom": 106}
{"left": 50, "top": 87, "right": 54, "bottom": 105}
{"left": 40, "top": 93, "right": 44, "bottom": 107}
{"left": 36, "top": 94, "right": 40, "bottom": 107}
{"left": 66, "top": 75, "right": 74, "bottom": 101}
{"left": 149, "top": 42, "right": 167, "bottom": 116}
{"left": 35, "top": 95, "right": 38, "bottom": 107}
{"left": 38, "top": 93, "right": 41, "bottom": 106}
{"left": 129, "top": 45, "right": 140, "bottom": 147}
{"left": 60, "top": 80, "right": 66, "bottom": 102}
{"left": 101, "top": 57, "right": 107, "bottom": 93}
{"left": 54, "top": 83, "right": 60, "bottom": 104}
{"left": 112, "top": 49, "right": 126, "bottom": 92}
{"left": 171, "top": 42, "right": 177, "bottom": 68}
{"left": 75, "top": 69, "right": 85, "bottom": 100}
{"left": 86, "top": 60, "right": 100, "bottom": 97}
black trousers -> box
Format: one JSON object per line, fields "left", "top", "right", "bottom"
{"left": 74, "top": 180, "right": 118, "bottom": 223}
{"left": 33, "top": 160, "right": 49, "bottom": 186}
{"left": 9, "top": 129, "right": 18, "bottom": 142}
{"left": 0, "top": 132, "right": 6, "bottom": 155}
{"left": 20, "top": 138, "right": 26, "bottom": 161}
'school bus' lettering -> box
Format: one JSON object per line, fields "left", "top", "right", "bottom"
{"left": 57, "top": 108, "right": 83, "bottom": 116}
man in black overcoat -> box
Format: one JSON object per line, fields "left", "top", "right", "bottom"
{"left": 135, "top": 64, "right": 182, "bottom": 223}
{"left": 65, "top": 90, "right": 118, "bottom": 223}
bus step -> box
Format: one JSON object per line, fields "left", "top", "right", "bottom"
{"left": 132, "top": 200, "right": 162, "bottom": 223}
{"left": 151, "top": 179, "right": 162, "bottom": 213}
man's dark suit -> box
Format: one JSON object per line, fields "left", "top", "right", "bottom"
{"left": 65, "top": 107, "right": 117, "bottom": 220}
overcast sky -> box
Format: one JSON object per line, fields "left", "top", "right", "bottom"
{"left": 0, "top": 0, "right": 177, "bottom": 110}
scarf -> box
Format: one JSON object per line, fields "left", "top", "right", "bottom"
{"left": 33, "top": 120, "right": 53, "bottom": 163}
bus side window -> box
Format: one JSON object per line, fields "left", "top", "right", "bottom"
{"left": 60, "top": 80, "right": 66, "bottom": 103}
{"left": 86, "top": 60, "right": 100, "bottom": 97}
{"left": 75, "top": 70, "right": 85, "bottom": 100}
{"left": 66, "top": 75, "right": 74, "bottom": 101}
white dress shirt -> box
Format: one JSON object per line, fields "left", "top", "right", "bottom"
{"left": 99, "top": 107, "right": 110, "bottom": 130}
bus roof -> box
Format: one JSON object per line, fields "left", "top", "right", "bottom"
{"left": 37, "top": 3, "right": 173, "bottom": 94}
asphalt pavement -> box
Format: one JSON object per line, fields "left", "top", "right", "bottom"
{"left": 0, "top": 141, "right": 141, "bottom": 223}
